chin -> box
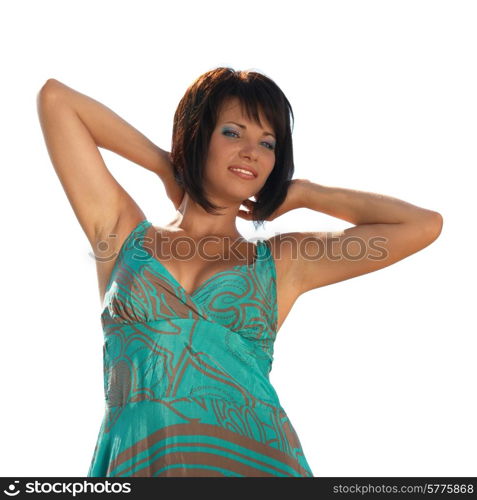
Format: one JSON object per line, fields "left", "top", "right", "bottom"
{"left": 207, "top": 182, "right": 252, "bottom": 201}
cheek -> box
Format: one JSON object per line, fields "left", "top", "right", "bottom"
{"left": 267, "top": 156, "right": 276, "bottom": 173}
{"left": 208, "top": 139, "right": 233, "bottom": 165}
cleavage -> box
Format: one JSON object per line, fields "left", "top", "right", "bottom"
{"left": 143, "top": 226, "right": 257, "bottom": 295}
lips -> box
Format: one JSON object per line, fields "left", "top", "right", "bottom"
{"left": 228, "top": 165, "right": 258, "bottom": 178}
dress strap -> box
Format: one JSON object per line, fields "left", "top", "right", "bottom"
{"left": 104, "top": 219, "right": 151, "bottom": 293}
{"left": 254, "top": 238, "right": 273, "bottom": 266}
{"left": 256, "top": 238, "right": 271, "bottom": 256}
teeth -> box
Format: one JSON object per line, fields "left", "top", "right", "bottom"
{"left": 230, "top": 167, "right": 254, "bottom": 177}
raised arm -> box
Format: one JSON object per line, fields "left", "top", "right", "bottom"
{"left": 266, "top": 179, "right": 443, "bottom": 298}
{"left": 36, "top": 78, "right": 182, "bottom": 250}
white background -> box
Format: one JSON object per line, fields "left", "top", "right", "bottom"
{"left": 1, "top": 0, "right": 475, "bottom": 477}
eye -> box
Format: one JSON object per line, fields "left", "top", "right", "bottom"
{"left": 222, "top": 128, "right": 276, "bottom": 151}
{"left": 222, "top": 129, "right": 239, "bottom": 138}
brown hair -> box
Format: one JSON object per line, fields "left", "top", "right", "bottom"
{"left": 170, "top": 67, "right": 295, "bottom": 228}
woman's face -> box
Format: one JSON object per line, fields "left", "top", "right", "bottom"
{"left": 203, "top": 96, "right": 276, "bottom": 205}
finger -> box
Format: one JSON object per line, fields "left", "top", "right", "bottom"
{"left": 237, "top": 210, "right": 252, "bottom": 220}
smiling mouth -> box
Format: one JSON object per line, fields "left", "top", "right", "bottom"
{"left": 228, "top": 166, "right": 257, "bottom": 179}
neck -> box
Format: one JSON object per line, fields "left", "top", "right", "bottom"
{"left": 166, "top": 192, "right": 244, "bottom": 239}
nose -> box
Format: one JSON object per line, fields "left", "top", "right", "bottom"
{"left": 238, "top": 141, "right": 259, "bottom": 161}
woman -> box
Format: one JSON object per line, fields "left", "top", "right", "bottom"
{"left": 37, "top": 67, "right": 443, "bottom": 477}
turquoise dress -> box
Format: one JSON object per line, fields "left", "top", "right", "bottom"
{"left": 87, "top": 219, "right": 313, "bottom": 477}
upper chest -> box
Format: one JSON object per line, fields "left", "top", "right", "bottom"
{"left": 141, "top": 225, "right": 259, "bottom": 296}
{"left": 101, "top": 230, "right": 277, "bottom": 336}
{"left": 97, "top": 221, "right": 297, "bottom": 333}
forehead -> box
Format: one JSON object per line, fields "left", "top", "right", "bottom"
{"left": 217, "top": 97, "right": 271, "bottom": 128}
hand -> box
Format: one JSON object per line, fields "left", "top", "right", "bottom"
{"left": 237, "top": 178, "right": 309, "bottom": 221}
{"left": 156, "top": 150, "right": 185, "bottom": 211}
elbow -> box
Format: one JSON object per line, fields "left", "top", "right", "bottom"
{"left": 425, "top": 211, "right": 444, "bottom": 242}
{"left": 38, "top": 78, "right": 59, "bottom": 96}
{"left": 40, "top": 78, "right": 60, "bottom": 92}
{"left": 37, "top": 79, "right": 64, "bottom": 111}
{"left": 37, "top": 79, "right": 55, "bottom": 105}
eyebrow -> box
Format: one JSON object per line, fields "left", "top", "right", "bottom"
{"left": 224, "top": 121, "right": 276, "bottom": 140}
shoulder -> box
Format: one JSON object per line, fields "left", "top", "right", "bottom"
{"left": 259, "top": 233, "right": 295, "bottom": 278}
{"left": 261, "top": 232, "right": 298, "bottom": 260}
{"left": 141, "top": 223, "right": 176, "bottom": 252}
{"left": 260, "top": 232, "right": 310, "bottom": 298}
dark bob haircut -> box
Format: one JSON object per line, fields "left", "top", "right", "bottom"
{"left": 170, "top": 67, "right": 295, "bottom": 229}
